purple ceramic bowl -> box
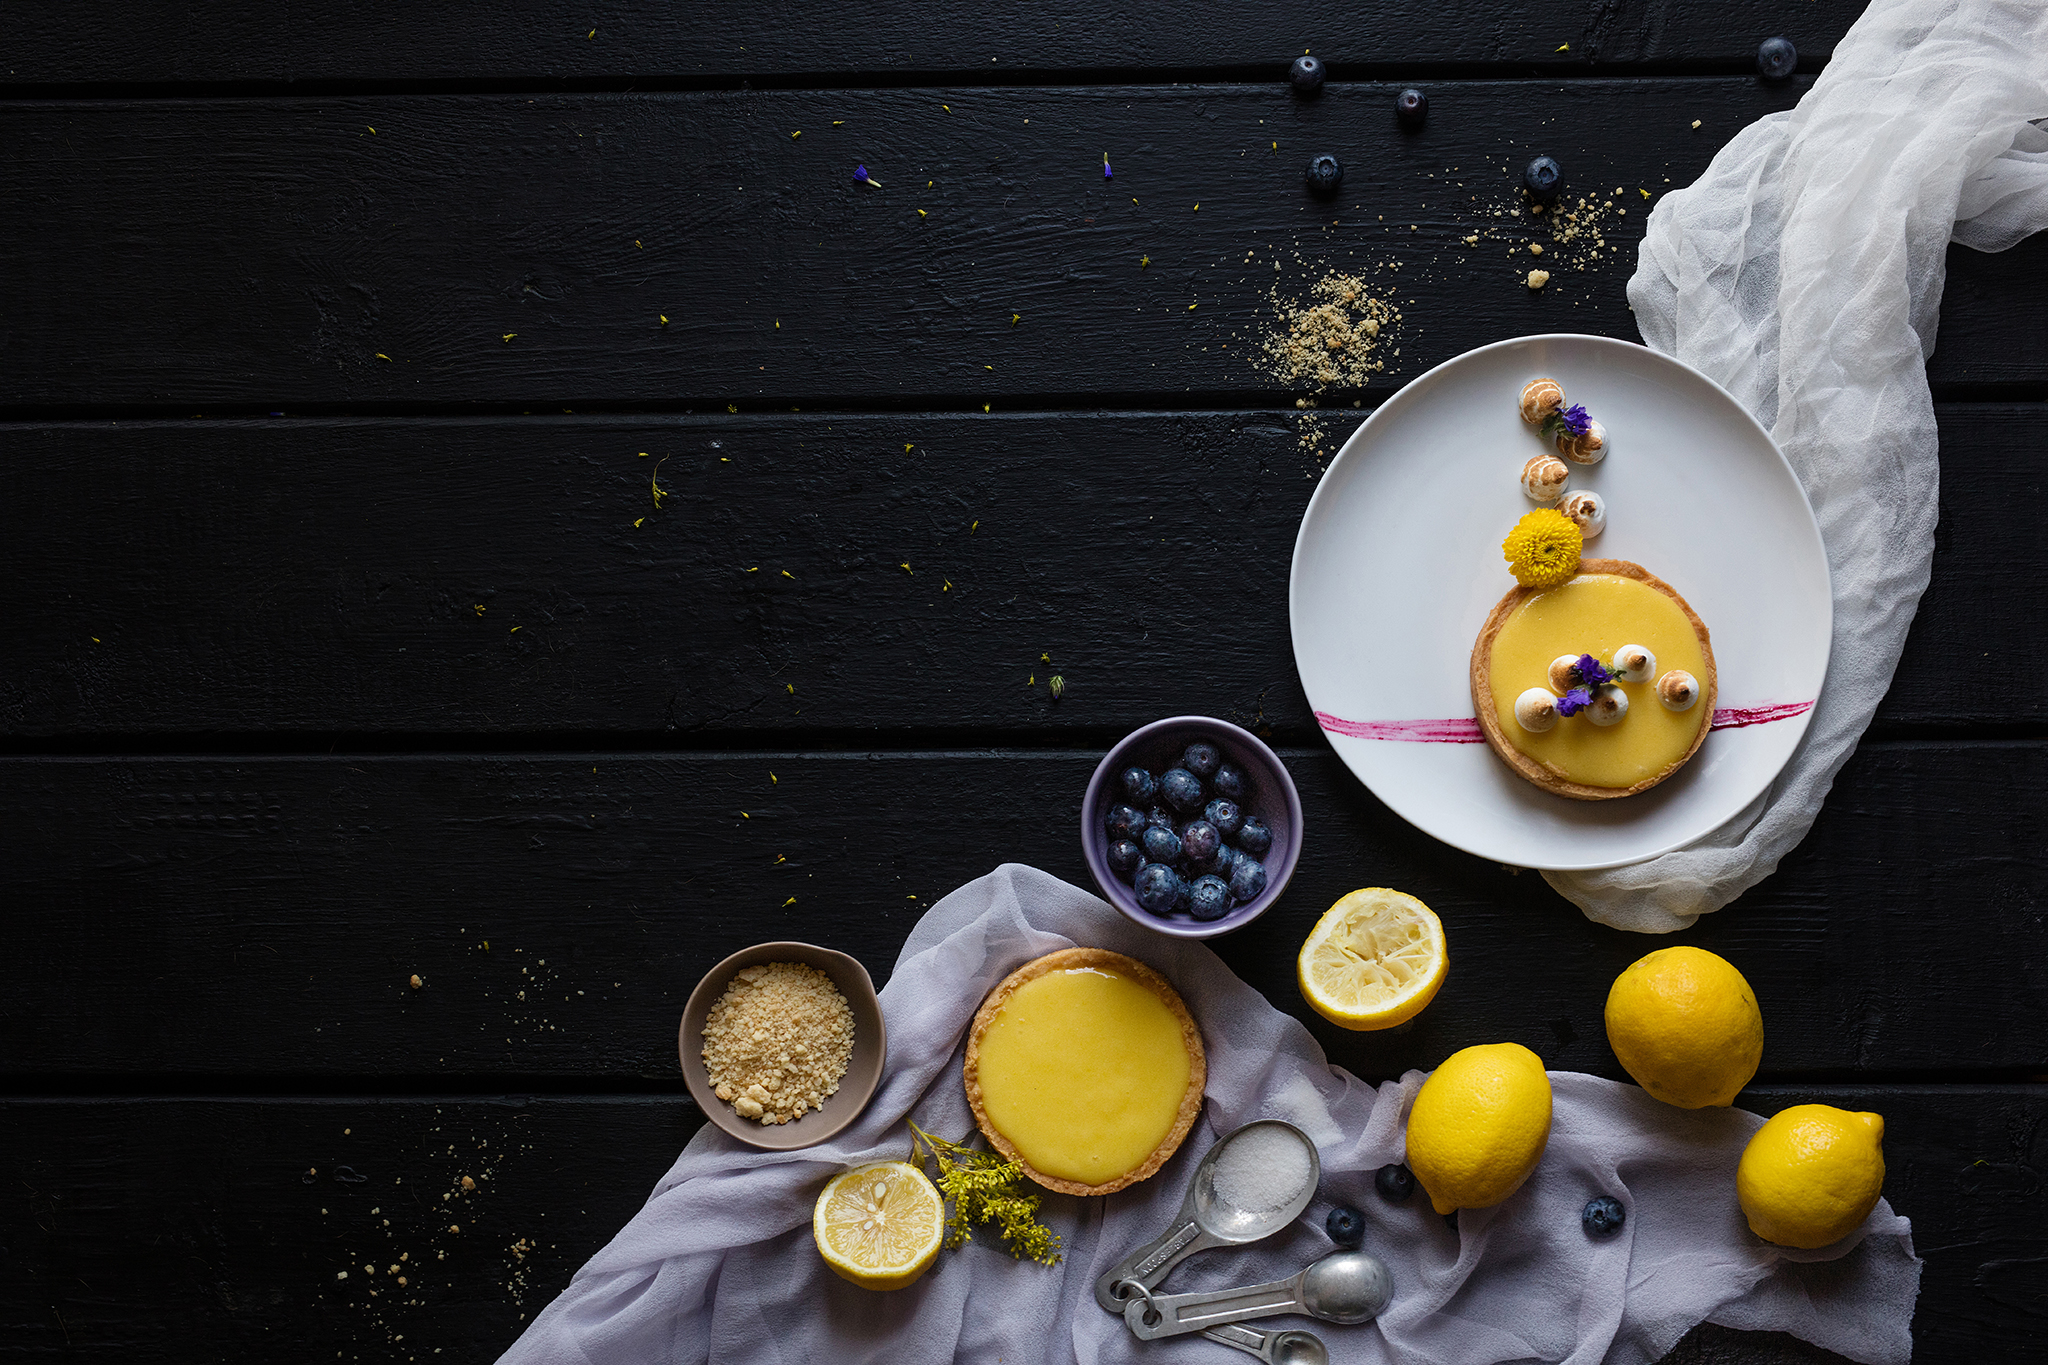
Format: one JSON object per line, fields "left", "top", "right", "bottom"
{"left": 1081, "top": 716, "right": 1304, "bottom": 938}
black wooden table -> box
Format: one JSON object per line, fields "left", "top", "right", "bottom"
{"left": 4, "top": 4, "right": 2044, "bottom": 1361}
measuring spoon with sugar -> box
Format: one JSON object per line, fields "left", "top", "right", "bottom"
{"left": 1094, "top": 1119, "right": 1321, "bottom": 1314}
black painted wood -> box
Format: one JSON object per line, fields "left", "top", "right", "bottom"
{"left": 0, "top": 1086, "right": 2041, "bottom": 1361}
{"left": 5, "top": 0, "right": 1865, "bottom": 88}
{"left": 4, "top": 743, "right": 2042, "bottom": 1080}
{"left": 6, "top": 405, "right": 2042, "bottom": 738}
{"left": 3, "top": 84, "right": 2041, "bottom": 412}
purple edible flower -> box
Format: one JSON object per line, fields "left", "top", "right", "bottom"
{"left": 1574, "top": 653, "right": 1612, "bottom": 687}
{"left": 1104, "top": 153, "right": 1114, "bottom": 179}
{"left": 1555, "top": 686, "right": 1594, "bottom": 717}
{"left": 1544, "top": 403, "right": 1592, "bottom": 439}
{"left": 853, "top": 164, "right": 882, "bottom": 187}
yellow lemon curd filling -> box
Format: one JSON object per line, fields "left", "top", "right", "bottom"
{"left": 1488, "top": 573, "right": 1709, "bottom": 789}
{"left": 972, "top": 966, "right": 1193, "bottom": 1187}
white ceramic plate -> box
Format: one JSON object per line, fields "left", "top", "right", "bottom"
{"left": 1289, "top": 334, "right": 1831, "bottom": 870}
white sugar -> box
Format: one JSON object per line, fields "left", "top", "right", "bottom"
{"left": 1211, "top": 1125, "right": 1313, "bottom": 1213}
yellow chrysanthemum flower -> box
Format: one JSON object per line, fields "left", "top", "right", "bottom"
{"left": 1502, "top": 509, "right": 1583, "bottom": 588}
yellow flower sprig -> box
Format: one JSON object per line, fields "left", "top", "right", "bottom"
{"left": 1502, "top": 509, "right": 1583, "bottom": 588}
{"left": 907, "top": 1122, "right": 1063, "bottom": 1265}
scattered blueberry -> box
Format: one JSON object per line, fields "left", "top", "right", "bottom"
{"left": 1582, "top": 1196, "right": 1626, "bottom": 1237}
{"left": 1147, "top": 806, "right": 1177, "bottom": 831}
{"left": 1105, "top": 804, "right": 1147, "bottom": 842}
{"left": 1395, "top": 87, "right": 1428, "bottom": 130}
{"left": 1141, "top": 825, "right": 1183, "bottom": 864}
{"left": 1289, "top": 54, "right": 1325, "bottom": 96}
{"left": 1189, "top": 875, "right": 1232, "bottom": 920}
{"left": 1134, "top": 863, "right": 1182, "bottom": 914}
{"left": 1523, "top": 155, "right": 1562, "bottom": 205}
{"left": 1228, "top": 855, "right": 1269, "bottom": 902}
{"left": 1180, "top": 820, "right": 1221, "bottom": 866}
{"left": 1325, "top": 1206, "right": 1366, "bottom": 1248}
{"left": 1374, "top": 1164, "right": 1415, "bottom": 1202}
{"left": 1180, "top": 742, "right": 1221, "bottom": 779}
{"left": 1235, "top": 817, "right": 1273, "bottom": 857}
{"left": 1212, "top": 762, "right": 1248, "bottom": 801}
{"left": 1305, "top": 153, "right": 1344, "bottom": 196}
{"left": 1756, "top": 36, "right": 1797, "bottom": 80}
{"left": 1161, "top": 767, "right": 1206, "bottom": 813}
{"left": 1119, "top": 766, "right": 1158, "bottom": 806}
{"left": 1204, "top": 798, "right": 1243, "bottom": 838}
{"left": 1107, "top": 839, "right": 1143, "bottom": 876}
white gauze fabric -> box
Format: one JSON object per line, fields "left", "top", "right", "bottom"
{"left": 500, "top": 865, "right": 1919, "bottom": 1365}
{"left": 1551, "top": 0, "right": 2048, "bottom": 931}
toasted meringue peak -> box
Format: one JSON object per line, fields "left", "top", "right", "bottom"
{"left": 1519, "top": 377, "right": 1566, "bottom": 426}
{"left": 1611, "top": 643, "right": 1656, "bottom": 684}
{"left": 1521, "top": 454, "right": 1571, "bottom": 504}
{"left": 1656, "top": 670, "right": 1701, "bottom": 711}
{"left": 1556, "top": 489, "right": 1606, "bottom": 539}
{"left": 1556, "top": 417, "right": 1608, "bottom": 465}
{"left": 1585, "top": 684, "right": 1629, "bottom": 726}
{"left": 1548, "top": 654, "right": 1582, "bottom": 693}
{"left": 1514, "top": 688, "right": 1561, "bottom": 733}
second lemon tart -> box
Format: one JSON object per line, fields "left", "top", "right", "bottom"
{"left": 964, "top": 948, "right": 1206, "bottom": 1196}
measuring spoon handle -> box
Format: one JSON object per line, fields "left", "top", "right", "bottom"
{"left": 1123, "top": 1271, "right": 1305, "bottom": 1339}
{"left": 1093, "top": 1219, "right": 1224, "bottom": 1313}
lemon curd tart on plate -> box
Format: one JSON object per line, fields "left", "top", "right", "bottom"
{"left": 964, "top": 948, "right": 1205, "bottom": 1196}
{"left": 1472, "top": 557, "right": 1716, "bottom": 800}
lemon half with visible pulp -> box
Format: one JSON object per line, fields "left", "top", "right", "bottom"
{"left": 813, "top": 1160, "right": 945, "bottom": 1290}
{"left": 1297, "top": 888, "right": 1448, "bottom": 1031}
{"left": 1737, "top": 1105, "right": 1886, "bottom": 1249}
{"left": 1404, "top": 1041, "right": 1554, "bottom": 1214}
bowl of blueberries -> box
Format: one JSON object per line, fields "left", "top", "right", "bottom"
{"left": 1082, "top": 715, "right": 1303, "bottom": 938}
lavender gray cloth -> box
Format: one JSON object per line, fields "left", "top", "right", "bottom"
{"left": 500, "top": 865, "right": 1918, "bottom": 1365}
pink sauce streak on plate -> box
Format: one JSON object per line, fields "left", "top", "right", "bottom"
{"left": 1314, "top": 699, "right": 1814, "bottom": 743}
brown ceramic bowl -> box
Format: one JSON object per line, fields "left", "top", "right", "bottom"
{"left": 678, "top": 941, "right": 888, "bottom": 1151}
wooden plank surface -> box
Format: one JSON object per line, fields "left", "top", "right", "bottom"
{"left": 6, "top": 404, "right": 2042, "bottom": 738}
{"left": 2, "top": 1086, "right": 2041, "bottom": 1361}
{"left": 4, "top": 83, "right": 2044, "bottom": 412}
{"left": 5, "top": 0, "right": 1865, "bottom": 87}
{"left": 5, "top": 742, "right": 2042, "bottom": 1080}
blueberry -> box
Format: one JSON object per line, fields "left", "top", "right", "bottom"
{"left": 1374, "top": 1164, "right": 1415, "bottom": 1203}
{"left": 1325, "top": 1206, "right": 1366, "bottom": 1247}
{"left": 1105, "top": 804, "right": 1147, "bottom": 842}
{"left": 1180, "top": 742, "right": 1222, "bottom": 780}
{"left": 1160, "top": 767, "right": 1206, "bottom": 813}
{"left": 1523, "top": 155, "right": 1562, "bottom": 206}
{"left": 1147, "top": 805, "right": 1177, "bottom": 831}
{"left": 1180, "top": 820, "right": 1221, "bottom": 866}
{"left": 1141, "top": 825, "right": 1183, "bottom": 864}
{"left": 1228, "top": 855, "right": 1268, "bottom": 902}
{"left": 1189, "top": 875, "right": 1232, "bottom": 920}
{"left": 1204, "top": 798, "right": 1243, "bottom": 838}
{"left": 1210, "top": 843, "right": 1237, "bottom": 878}
{"left": 1305, "top": 154, "right": 1343, "bottom": 196}
{"left": 1289, "top": 54, "right": 1325, "bottom": 96}
{"left": 1212, "top": 763, "right": 1248, "bottom": 801}
{"left": 1134, "top": 863, "right": 1182, "bottom": 914}
{"left": 1395, "top": 87, "right": 1428, "bottom": 130}
{"left": 1756, "top": 36, "right": 1797, "bottom": 80}
{"left": 1119, "top": 767, "right": 1157, "bottom": 806}
{"left": 1235, "top": 817, "right": 1273, "bottom": 857}
{"left": 1107, "top": 839, "right": 1143, "bottom": 877}
{"left": 1582, "top": 1196, "right": 1626, "bottom": 1237}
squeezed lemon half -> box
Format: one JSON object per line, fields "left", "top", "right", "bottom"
{"left": 812, "top": 1160, "right": 945, "bottom": 1290}
{"left": 1297, "top": 888, "right": 1449, "bottom": 1030}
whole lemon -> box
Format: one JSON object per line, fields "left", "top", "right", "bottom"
{"left": 1604, "top": 946, "right": 1762, "bottom": 1108}
{"left": 1404, "top": 1042, "right": 1553, "bottom": 1215}
{"left": 1737, "top": 1105, "right": 1886, "bottom": 1249}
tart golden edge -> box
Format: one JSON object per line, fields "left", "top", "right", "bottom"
{"left": 962, "top": 946, "right": 1207, "bottom": 1197}
{"left": 1468, "top": 557, "right": 1719, "bottom": 802}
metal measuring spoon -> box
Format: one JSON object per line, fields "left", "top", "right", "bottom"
{"left": 1094, "top": 1120, "right": 1321, "bottom": 1313}
{"left": 1202, "top": 1323, "right": 1329, "bottom": 1365}
{"left": 1122, "top": 1249, "right": 1393, "bottom": 1340}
